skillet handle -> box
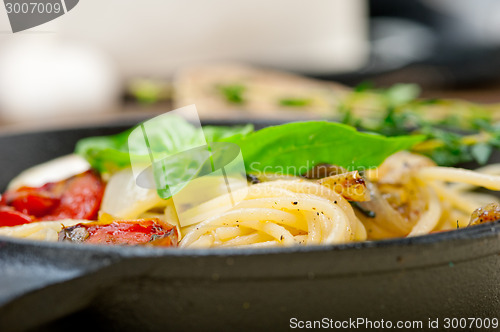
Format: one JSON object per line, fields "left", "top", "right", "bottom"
{"left": 0, "top": 238, "right": 119, "bottom": 327}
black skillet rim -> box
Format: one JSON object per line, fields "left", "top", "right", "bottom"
{"left": 1, "top": 218, "right": 498, "bottom": 259}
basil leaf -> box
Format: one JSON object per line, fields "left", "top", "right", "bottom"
{"left": 75, "top": 117, "right": 254, "bottom": 173}
{"left": 217, "top": 84, "right": 246, "bottom": 104}
{"left": 75, "top": 130, "right": 132, "bottom": 173}
{"left": 77, "top": 118, "right": 423, "bottom": 198}
{"left": 226, "top": 121, "right": 425, "bottom": 173}
{"left": 202, "top": 124, "right": 253, "bottom": 142}
{"left": 279, "top": 98, "right": 312, "bottom": 107}
{"left": 354, "top": 81, "right": 374, "bottom": 92}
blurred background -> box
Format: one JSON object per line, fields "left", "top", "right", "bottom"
{"left": 1, "top": 0, "right": 500, "bottom": 127}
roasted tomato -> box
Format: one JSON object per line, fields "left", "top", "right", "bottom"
{"left": 39, "top": 170, "right": 104, "bottom": 220}
{"left": 0, "top": 170, "right": 104, "bottom": 225}
{"left": 0, "top": 206, "right": 34, "bottom": 227}
{"left": 58, "top": 218, "right": 178, "bottom": 247}
{"left": 1, "top": 186, "right": 60, "bottom": 218}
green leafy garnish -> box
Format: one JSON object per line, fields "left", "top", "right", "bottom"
{"left": 75, "top": 116, "right": 254, "bottom": 174}
{"left": 76, "top": 118, "right": 423, "bottom": 196}
{"left": 217, "top": 84, "right": 246, "bottom": 104}
{"left": 224, "top": 121, "right": 424, "bottom": 173}
{"left": 279, "top": 98, "right": 312, "bottom": 107}
{"left": 340, "top": 83, "right": 500, "bottom": 166}
{"left": 75, "top": 129, "right": 132, "bottom": 174}
{"left": 353, "top": 81, "right": 374, "bottom": 92}
{"left": 128, "top": 79, "right": 171, "bottom": 104}
{"left": 384, "top": 83, "right": 421, "bottom": 108}
{"left": 202, "top": 124, "right": 253, "bottom": 142}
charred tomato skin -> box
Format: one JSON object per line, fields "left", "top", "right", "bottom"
{"left": 0, "top": 170, "right": 105, "bottom": 223}
{"left": 59, "top": 219, "right": 178, "bottom": 247}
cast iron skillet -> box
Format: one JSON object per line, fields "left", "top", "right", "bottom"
{"left": 1, "top": 119, "right": 500, "bottom": 332}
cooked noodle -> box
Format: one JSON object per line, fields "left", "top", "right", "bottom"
{"left": 179, "top": 180, "right": 365, "bottom": 248}
{"left": 176, "top": 154, "right": 500, "bottom": 247}
{"left": 3, "top": 152, "right": 500, "bottom": 248}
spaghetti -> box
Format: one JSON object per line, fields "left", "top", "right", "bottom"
{"left": 2, "top": 151, "right": 500, "bottom": 248}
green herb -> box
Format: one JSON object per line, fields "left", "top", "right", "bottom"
{"left": 384, "top": 83, "right": 421, "bottom": 108}
{"left": 75, "top": 116, "right": 254, "bottom": 174}
{"left": 340, "top": 83, "right": 500, "bottom": 166}
{"left": 218, "top": 84, "right": 246, "bottom": 104}
{"left": 339, "top": 107, "right": 361, "bottom": 128}
{"left": 75, "top": 129, "right": 132, "bottom": 174}
{"left": 128, "top": 79, "right": 171, "bottom": 104}
{"left": 224, "top": 121, "right": 424, "bottom": 173}
{"left": 353, "top": 81, "right": 374, "bottom": 92}
{"left": 76, "top": 117, "right": 423, "bottom": 201}
{"left": 202, "top": 124, "right": 253, "bottom": 142}
{"left": 279, "top": 98, "right": 311, "bottom": 107}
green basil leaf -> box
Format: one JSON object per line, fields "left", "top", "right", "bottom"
{"left": 202, "top": 124, "right": 254, "bottom": 142}
{"left": 217, "top": 84, "right": 246, "bottom": 104}
{"left": 279, "top": 98, "right": 312, "bottom": 107}
{"left": 77, "top": 118, "right": 424, "bottom": 199}
{"left": 225, "top": 121, "right": 425, "bottom": 173}
{"left": 75, "top": 130, "right": 132, "bottom": 173}
{"left": 75, "top": 116, "right": 254, "bottom": 174}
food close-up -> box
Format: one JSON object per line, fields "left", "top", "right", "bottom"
{"left": 2, "top": 1, "right": 500, "bottom": 331}
{"left": 3, "top": 116, "right": 500, "bottom": 249}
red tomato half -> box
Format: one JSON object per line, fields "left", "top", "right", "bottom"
{"left": 40, "top": 171, "right": 105, "bottom": 221}
{"left": 0, "top": 170, "right": 105, "bottom": 225}
{"left": 0, "top": 206, "right": 33, "bottom": 227}
{"left": 2, "top": 187, "right": 59, "bottom": 217}
{"left": 59, "top": 219, "right": 178, "bottom": 247}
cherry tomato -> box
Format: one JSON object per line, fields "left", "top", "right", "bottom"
{"left": 40, "top": 171, "right": 104, "bottom": 220}
{"left": 59, "top": 219, "right": 178, "bottom": 247}
{"left": 0, "top": 206, "right": 33, "bottom": 227}
{"left": 3, "top": 187, "right": 59, "bottom": 217}
{"left": 1, "top": 170, "right": 104, "bottom": 223}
